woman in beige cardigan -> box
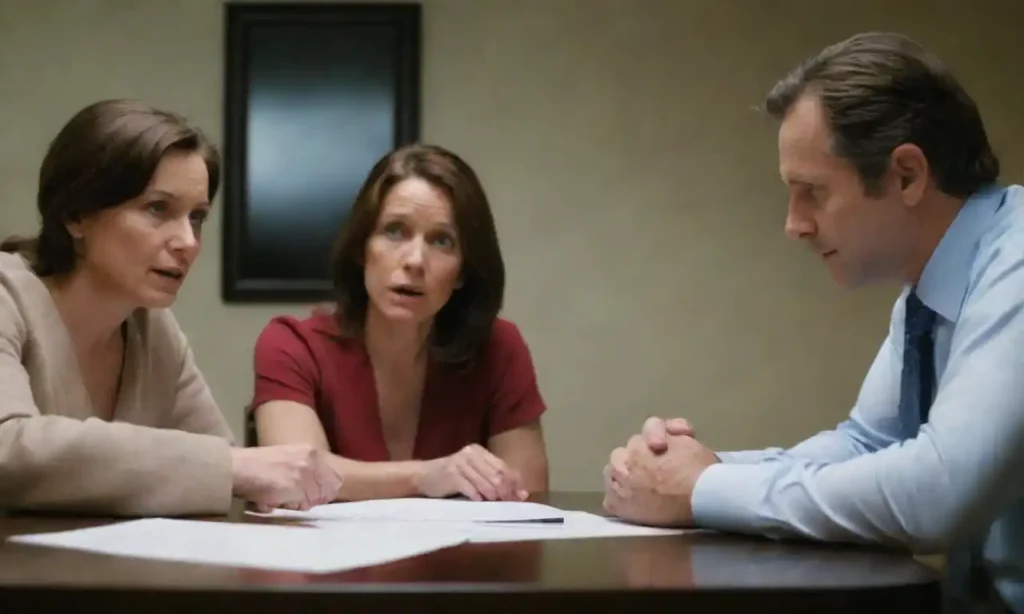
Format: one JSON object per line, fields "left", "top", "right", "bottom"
{"left": 0, "top": 99, "right": 342, "bottom": 517}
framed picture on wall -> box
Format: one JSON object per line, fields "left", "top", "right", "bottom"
{"left": 222, "top": 2, "right": 421, "bottom": 303}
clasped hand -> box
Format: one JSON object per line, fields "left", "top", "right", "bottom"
{"left": 602, "top": 417, "right": 719, "bottom": 527}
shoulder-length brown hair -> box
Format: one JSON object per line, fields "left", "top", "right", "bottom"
{"left": 0, "top": 99, "right": 220, "bottom": 276}
{"left": 331, "top": 143, "right": 505, "bottom": 369}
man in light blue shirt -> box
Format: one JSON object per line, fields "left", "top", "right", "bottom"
{"left": 602, "top": 32, "right": 1024, "bottom": 613}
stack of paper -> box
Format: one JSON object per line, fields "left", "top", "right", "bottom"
{"left": 7, "top": 517, "right": 468, "bottom": 573}
{"left": 6, "top": 500, "right": 689, "bottom": 573}
{"left": 260, "top": 497, "right": 567, "bottom": 523}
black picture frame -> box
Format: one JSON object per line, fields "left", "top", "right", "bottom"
{"left": 222, "top": 2, "right": 421, "bottom": 303}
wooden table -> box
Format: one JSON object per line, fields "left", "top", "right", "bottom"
{"left": 0, "top": 492, "right": 940, "bottom": 613}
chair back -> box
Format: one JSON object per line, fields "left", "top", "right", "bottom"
{"left": 244, "top": 405, "right": 258, "bottom": 447}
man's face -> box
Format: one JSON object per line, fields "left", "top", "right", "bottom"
{"left": 778, "top": 94, "right": 913, "bottom": 288}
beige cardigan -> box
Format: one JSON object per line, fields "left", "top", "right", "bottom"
{"left": 0, "top": 252, "right": 234, "bottom": 516}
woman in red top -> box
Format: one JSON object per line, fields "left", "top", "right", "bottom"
{"left": 250, "top": 144, "right": 549, "bottom": 503}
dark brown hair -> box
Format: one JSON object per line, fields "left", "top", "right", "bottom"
{"left": 764, "top": 32, "right": 999, "bottom": 198}
{"left": 1, "top": 99, "right": 220, "bottom": 276}
{"left": 330, "top": 143, "right": 505, "bottom": 369}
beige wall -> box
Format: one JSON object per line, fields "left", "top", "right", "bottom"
{"left": 1, "top": 0, "right": 1021, "bottom": 490}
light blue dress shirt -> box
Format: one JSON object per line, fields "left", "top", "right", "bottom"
{"left": 691, "top": 184, "right": 1024, "bottom": 612}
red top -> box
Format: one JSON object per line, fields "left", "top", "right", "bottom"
{"left": 250, "top": 311, "right": 547, "bottom": 461}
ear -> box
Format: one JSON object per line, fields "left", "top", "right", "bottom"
{"left": 64, "top": 216, "right": 84, "bottom": 240}
{"left": 890, "top": 143, "right": 929, "bottom": 208}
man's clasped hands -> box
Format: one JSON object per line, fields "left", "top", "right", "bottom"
{"left": 602, "top": 417, "right": 721, "bottom": 527}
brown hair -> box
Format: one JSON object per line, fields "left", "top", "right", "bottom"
{"left": 763, "top": 32, "right": 999, "bottom": 198}
{"left": 330, "top": 143, "right": 505, "bottom": 369}
{"left": 1, "top": 99, "right": 220, "bottom": 276}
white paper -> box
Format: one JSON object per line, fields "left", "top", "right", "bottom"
{"left": 260, "top": 497, "right": 567, "bottom": 523}
{"left": 310, "top": 510, "right": 688, "bottom": 543}
{"left": 6, "top": 517, "right": 468, "bottom": 573}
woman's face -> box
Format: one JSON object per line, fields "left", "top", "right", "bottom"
{"left": 363, "top": 177, "right": 464, "bottom": 325}
{"left": 66, "top": 150, "right": 211, "bottom": 309}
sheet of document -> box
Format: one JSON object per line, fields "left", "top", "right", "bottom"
{"left": 306, "top": 510, "right": 688, "bottom": 543}
{"left": 260, "top": 497, "right": 568, "bottom": 523}
{"left": 6, "top": 518, "right": 468, "bottom": 573}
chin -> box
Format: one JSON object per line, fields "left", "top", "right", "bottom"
{"left": 828, "top": 273, "right": 857, "bottom": 290}
{"left": 369, "top": 300, "right": 433, "bottom": 324}
{"left": 137, "top": 289, "right": 179, "bottom": 310}
{"left": 827, "top": 268, "right": 871, "bottom": 290}
{"left": 380, "top": 308, "right": 431, "bottom": 324}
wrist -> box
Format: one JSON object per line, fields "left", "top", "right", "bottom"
{"left": 408, "top": 459, "right": 428, "bottom": 495}
{"left": 228, "top": 448, "right": 252, "bottom": 496}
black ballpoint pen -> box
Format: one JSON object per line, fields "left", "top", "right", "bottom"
{"left": 481, "top": 517, "right": 565, "bottom": 524}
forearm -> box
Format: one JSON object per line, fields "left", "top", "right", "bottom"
{"left": 250, "top": 399, "right": 430, "bottom": 501}
{"left": 716, "top": 438, "right": 862, "bottom": 466}
{"left": 718, "top": 417, "right": 894, "bottom": 465}
{"left": 488, "top": 422, "right": 549, "bottom": 494}
{"left": 0, "top": 416, "right": 233, "bottom": 516}
{"left": 328, "top": 454, "right": 430, "bottom": 501}
{"left": 690, "top": 430, "right": 1007, "bottom": 554}
{"left": 715, "top": 449, "right": 781, "bottom": 464}
{"left": 517, "top": 458, "right": 549, "bottom": 494}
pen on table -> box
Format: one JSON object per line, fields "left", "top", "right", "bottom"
{"left": 481, "top": 517, "right": 565, "bottom": 524}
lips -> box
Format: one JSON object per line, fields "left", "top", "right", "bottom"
{"left": 152, "top": 268, "right": 184, "bottom": 280}
{"left": 390, "top": 284, "right": 424, "bottom": 297}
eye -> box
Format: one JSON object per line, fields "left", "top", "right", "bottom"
{"left": 430, "top": 233, "right": 456, "bottom": 249}
{"left": 189, "top": 209, "right": 209, "bottom": 225}
{"left": 189, "top": 209, "right": 209, "bottom": 233}
{"left": 146, "top": 200, "right": 169, "bottom": 216}
{"left": 382, "top": 221, "right": 405, "bottom": 239}
{"left": 796, "top": 184, "right": 823, "bottom": 205}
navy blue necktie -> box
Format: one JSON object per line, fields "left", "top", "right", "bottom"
{"left": 909, "top": 293, "right": 1011, "bottom": 612}
{"left": 902, "top": 291, "right": 937, "bottom": 430}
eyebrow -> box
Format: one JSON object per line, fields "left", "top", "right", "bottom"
{"left": 782, "top": 176, "right": 823, "bottom": 188}
{"left": 380, "top": 213, "right": 456, "bottom": 233}
{"left": 146, "top": 189, "right": 210, "bottom": 207}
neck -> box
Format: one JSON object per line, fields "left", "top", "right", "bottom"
{"left": 364, "top": 307, "right": 432, "bottom": 371}
{"left": 45, "top": 269, "right": 133, "bottom": 353}
{"left": 901, "top": 190, "right": 966, "bottom": 286}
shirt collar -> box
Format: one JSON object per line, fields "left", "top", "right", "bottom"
{"left": 915, "top": 184, "right": 1007, "bottom": 322}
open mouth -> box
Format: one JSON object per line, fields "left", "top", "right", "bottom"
{"left": 152, "top": 268, "right": 184, "bottom": 280}
{"left": 391, "top": 284, "right": 424, "bottom": 298}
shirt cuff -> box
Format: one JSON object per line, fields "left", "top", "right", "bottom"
{"left": 690, "top": 461, "right": 777, "bottom": 534}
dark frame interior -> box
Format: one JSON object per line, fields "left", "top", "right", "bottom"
{"left": 221, "top": 2, "right": 421, "bottom": 303}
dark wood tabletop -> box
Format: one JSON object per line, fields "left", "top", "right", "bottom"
{"left": 0, "top": 491, "right": 940, "bottom": 613}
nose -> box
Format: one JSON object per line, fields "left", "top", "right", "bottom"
{"left": 401, "top": 236, "right": 425, "bottom": 270}
{"left": 168, "top": 218, "right": 199, "bottom": 252}
{"left": 784, "top": 200, "right": 816, "bottom": 240}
